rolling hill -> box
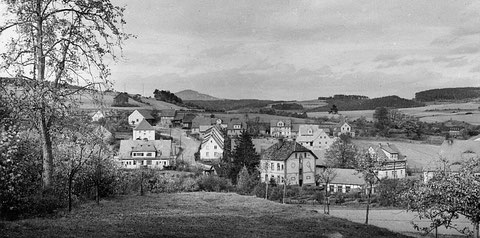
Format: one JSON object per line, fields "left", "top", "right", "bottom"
{"left": 175, "top": 89, "right": 220, "bottom": 101}
{"left": 415, "top": 87, "right": 480, "bottom": 102}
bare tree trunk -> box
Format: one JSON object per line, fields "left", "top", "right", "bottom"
{"left": 40, "top": 116, "right": 54, "bottom": 190}
{"left": 474, "top": 221, "right": 479, "bottom": 238}
{"left": 324, "top": 184, "right": 329, "bottom": 214}
{"left": 365, "top": 184, "right": 372, "bottom": 225}
{"left": 265, "top": 181, "right": 268, "bottom": 200}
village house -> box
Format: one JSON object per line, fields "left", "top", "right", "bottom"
{"left": 367, "top": 143, "right": 407, "bottom": 179}
{"left": 113, "top": 92, "right": 129, "bottom": 106}
{"left": 296, "top": 125, "right": 334, "bottom": 150}
{"left": 321, "top": 168, "right": 364, "bottom": 194}
{"left": 191, "top": 116, "right": 214, "bottom": 135}
{"left": 332, "top": 120, "right": 355, "bottom": 137}
{"left": 227, "top": 118, "right": 245, "bottom": 136}
{"left": 128, "top": 109, "right": 155, "bottom": 127}
{"left": 133, "top": 119, "right": 155, "bottom": 141}
{"left": 117, "top": 140, "right": 172, "bottom": 169}
{"left": 261, "top": 140, "right": 319, "bottom": 186}
{"left": 270, "top": 119, "right": 292, "bottom": 138}
{"left": 199, "top": 126, "right": 224, "bottom": 162}
{"left": 172, "top": 112, "right": 186, "bottom": 127}
{"left": 182, "top": 114, "right": 197, "bottom": 130}
{"left": 91, "top": 110, "right": 105, "bottom": 122}
{"left": 423, "top": 139, "right": 480, "bottom": 183}
{"left": 159, "top": 109, "right": 176, "bottom": 127}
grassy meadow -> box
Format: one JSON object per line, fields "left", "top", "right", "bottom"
{"left": 1, "top": 192, "right": 408, "bottom": 238}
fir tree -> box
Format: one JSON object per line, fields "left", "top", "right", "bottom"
{"left": 230, "top": 131, "right": 260, "bottom": 184}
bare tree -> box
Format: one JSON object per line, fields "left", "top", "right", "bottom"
{"left": 0, "top": 0, "right": 131, "bottom": 190}
{"left": 315, "top": 167, "right": 337, "bottom": 215}
{"left": 355, "top": 151, "right": 380, "bottom": 225}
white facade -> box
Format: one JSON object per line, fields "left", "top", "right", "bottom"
{"left": 121, "top": 158, "right": 170, "bottom": 169}
{"left": 270, "top": 120, "right": 292, "bottom": 138}
{"left": 128, "top": 110, "right": 147, "bottom": 126}
{"left": 200, "top": 137, "right": 223, "bottom": 160}
{"left": 92, "top": 111, "right": 105, "bottom": 122}
{"left": 133, "top": 129, "right": 155, "bottom": 140}
{"left": 296, "top": 125, "right": 334, "bottom": 150}
{"left": 261, "top": 151, "right": 316, "bottom": 186}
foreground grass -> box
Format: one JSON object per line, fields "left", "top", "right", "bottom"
{"left": 1, "top": 192, "right": 409, "bottom": 238}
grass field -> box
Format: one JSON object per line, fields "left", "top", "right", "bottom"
{"left": 200, "top": 112, "right": 317, "bottom": 124}
{"left": 307, "top": 101, "right": 480, "bottom": 125}
{"left": 0, "top": 192, "right": 408, "bottom": 238}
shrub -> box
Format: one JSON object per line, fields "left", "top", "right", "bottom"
{"left": 196, "top": 175, "right": 233, "bottom": 192}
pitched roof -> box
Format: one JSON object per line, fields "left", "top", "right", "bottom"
{"left": 296, "top": 128, "right": 330, "bottom": 143}
{"left": 227, "top": 118, "right": 245, "bottom": 129}
{"left": 182, "top": 114, "right": 197, "bottom": 123}
{"left": 160, "top": 109, "right": 176, "bottom": 118}
{"left": 375, "top": 143, "right": 406, "bottom": 161}
{"left": 298, "top": 124, "right": 320, "bottom": 135}
{"left": 173, "top": 112, "right": 186, "bottom": 121}
{"left": 134, "top": 119, "right": 154, "bottom": 131}
{"left": 114, "top": 92, "right": 129, "bottom": 99}
{"left": 118, "top": 140, "right": 172, "bottom": 160}
{"left": 202, "top": 126, "right": 224, "bottom": 148}
{"left": 270, "top": 119, "right": 292, "bottom": 127}
{"left": 262, "top": 141, "right": 313, "bottom": 161}
{"left": 327, "top": 169, "right": 364, "bottom": 185}
{"left": 135, "top": 109, "right": 154, "bottom": 120}
{"left": 192, "top": 116, "right": 213, "bottom": 128}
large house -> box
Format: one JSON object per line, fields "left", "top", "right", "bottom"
{"left": 128, "top": 109, "right": 155, "bottom": 126}
{"left": 270, "top": 119, "right": 292, "bottom": 138}
{"left": 117, "top": 140, "right": 172, "bottom": 169}
{"left": 261, "top": 140, "right": 319, "bottom": 186}
{"left": 199, "top": 126, "right": 224, "bottom": 161}
{"left": 296, "top": 125, "right": 334, "bottom": 150}
{"left": 423, "top": 140, "right": 480, "bottom": 182}
{"left": 367, "top": 143, "right": 407, "bottom": 179}
{"left": 133, "top": 119, "right": 155, "bottom": 141}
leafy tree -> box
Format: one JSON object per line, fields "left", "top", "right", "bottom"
{"left": 355, "top": 151, "right": 381, "bottom": 225}
{"left": 405, "top": 159, "right": 480, "bottom": 238}
{"left": 325, "top": 134, "right": 357, "bottom": 168}
{"left": 373, "top": 107, "right": 390, "bottom": 135}
{"left": 153, "top": 89, "right": 183, "bottom": 104}
{"left": 236, "top": 166, "right": 258, "bottom": 195}
{"left": 0, "top": 0, "right": 130, "bottom": 190}
{"left": 230, "top": 131, "right": 260, "bottom": 184}
{"left": 315, "top": 167, "right": 337, "bottom": 214}
{"left": 329, "top": 104, "right": 338, "bottom": 114}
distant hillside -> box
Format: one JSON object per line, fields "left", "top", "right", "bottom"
{"left": 184, "top": 99, "right": 277, "bottom": 112}
{"left": 175, "top": 90, "right": 219, "bottom": 101}
{"left": 415, "top": 87, "right": 480, "bottom": 102}
{"left": 308, "top": 95, "right": 425, "bottom": 112}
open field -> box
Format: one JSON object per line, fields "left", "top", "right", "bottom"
{"left": 1, "top": 192, "right": 408, "bottom": 238}
{"left": 354, "top": 140, "right": 441, "bottom": 170}
{"left": 307, "top": 101, "right": 480, "bottom": 125}
{"left": 299, "top": 206, "right": 469, "bottom": 238}
{"left": 200, "top": 112, "right": 317, "bottom": 124}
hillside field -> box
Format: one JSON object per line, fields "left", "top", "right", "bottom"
{"left": 307, "top": 101, "right": 480, "bottom": 125}
{"left": 0, "top": 192, "right": 407, "bottom": 238}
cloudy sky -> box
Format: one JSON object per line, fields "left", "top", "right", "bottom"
{"left": 3, "top": 1, "right": 480, "bottom": 100}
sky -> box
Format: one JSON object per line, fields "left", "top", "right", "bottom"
{"left": 2, "top": 1, "right": 480, "bottom": 100}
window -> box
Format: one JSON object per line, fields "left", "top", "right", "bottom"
{"left": 291, "top": 177, "right": 296, "bottom": 181}
{"left": 214, "top": 145, "right": 217, "bottom": 149}
{"left": 277, "top": 175, "right": 280, "bottom": 183}
{"left": 133, "top": 161, "right": 137, "bottom": 165}
{"left": 271, "top": 163, "right": 274, "bottom": 170}
{"left": 277, "top": 163, "right": 280, "bottom": 171}
{"left": 147, "top": 160, "right": 152, "bottom": 165}
{"left": 214, "top": 152, "right": 218, "bottom": 157}
{"left": 329, "top": 185, "right": 335, "bottom": 192}
{"left": 310, "top": 142, "right": 313, "bottom": 146}
{"left": 392, "top": 170, "right": 397, "bottom": 178}
{"left": 346, "top": 186, "right": 351, "bottom": 193}
{"left": 206, "top": 152, "right": 209, "bottom": 157}
{"left": 281, "top": 164, "right": 284, "bottom": 170}
{"left": 146, "top": 153, "right": 152, "bottom": 157}
{"left": 306, "top": 176, "right": 311, "bottom": 180}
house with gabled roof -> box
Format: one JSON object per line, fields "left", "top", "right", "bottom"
{"left": 321, "top": 168, "right": 365, "bottom": 194}
{"left": 227, "top": 118, "right": 245, "bottom": 136}
{"left": 423, "top": 139, "right": 480, "bottom": 182}
{"left": 270, "top": 119, "right": 292, "bottom": 138}
{"left": 332, "top": 119, "right": 355, "bottom": 137}
{"left": 200, "top": 126, "right": 224, "bottom": 161}
{"left": 260, "top": 140, "right": 319, "bottom": 186}
{"left": 182, "top": 114, "right": 197, "bottom": 130}
{"left": 113, "top": 92, "right": 129, "bottom": 106}
{"left": 91, "top": 110, "right": 105, "bottom": 122}
{"left": 296, "top": 124, "right": 334, "bottom": 150}
{"left": 128, "top": 109, "right": 155, "bottom": 126}
{"left": 117, "top": 140, "right": 173, "bottom": 169}
{"left": 367, "top": 143, "right": 407, "bottom": 179}
{"left": 191, "top": 116, "right": 214, "bottom": 135}
{"left": 133, "top": 119, "right": 155, "bottom": 141}
{"left": 159, "top": 109, "right": 176, "bottom": 127}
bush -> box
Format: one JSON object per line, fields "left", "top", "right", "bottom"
{"left": 196, "top": 175, "right": 233, "bottom": 192}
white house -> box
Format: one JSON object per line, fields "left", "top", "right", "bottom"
{"left": 270, "top": 119, "right": 292, "bottom": 138}
{"left": 117, "top": 140, "right": 172, "bottom": 169}
{"left": 368, "top": 143, "right": 407, "bottom": 179}
{"left": 322, "top": 168, "right": 364, "bottom": 194}
{"left": 333, "top": 120, "right": 355, "bottom": 137}
{"left": 200, "top": 126, "right": 224, "bottom": 161}
{"left": 128, "top": 109, "right": 155, "bottom": 126}
{"left": 261, "top": 140, "right": 319, "bottom": 186}
{"left": 296, "top": 125, "right": 334, "bottom": 150}
{"left": 91, "top": 110, "right": 105, "bottom": 122}
{"left": 133, "top": 119, "right": 155, "bottom": 141}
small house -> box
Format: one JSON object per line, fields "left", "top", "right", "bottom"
{"left": 113, "top": 92, "right": 129, "bottom": 106}
{"left": 133, "top": 119, "right": 155, "bottom": 141}
{"left": 128, "top": 109, "right": 155, "bottom": 126}
{"left": 270, "top": 119, "right": 292, "bottom": 138}
{"left": 199, "top": 126, "right": 224, "bottom": 162}
{"left": 159, "top": 109, "right": 176, "bottom": 127}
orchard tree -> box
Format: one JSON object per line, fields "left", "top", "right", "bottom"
{"left": 325, "top": 134, "right": 357, "bottom": 168}
{"left": 355, "top": 151, "right": 381, "bottom": 225}
{"left": 315, "top": 167, "right": 337, "bottom": 215}
{"left": 0, "top": 0, "right": 131, "bottom": 190}
{"left": 405, "top": 159, "right": 480, "bottom": 238}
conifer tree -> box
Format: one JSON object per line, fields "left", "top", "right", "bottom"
{"left": 230, "top": 130, "right": 260, "bottom": 184}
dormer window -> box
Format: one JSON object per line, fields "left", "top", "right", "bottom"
{"left": 307, "top": 129, "right": 313, "bottom": 135}
{"left": 278, "top": 121, "right": 284, "bottom": 127}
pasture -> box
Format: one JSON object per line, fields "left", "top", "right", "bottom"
{"left": 0, "top": 192, "right": 407, "bottom": 238}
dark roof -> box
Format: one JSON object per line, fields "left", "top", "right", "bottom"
{"left": 136, "top": 109, "right": 154, "bottom": 120}
{"left": 262, "top": 141, "right": 313, "bottom": 161}
{"left": 173, "top": 112, "right": 186, "bottom": 121}
{"left": 227, "top": 118, "right": 245, "bottom": 129}
{"left": 160, "top": 109, "right": 176, "bottom": 118}
{"left": 183, "top": 114, "right": 197, "bottom": 123}
{"left": 114, "top": 92, "right": 129, "bottom": 99}
{"left": 327, "top": 169, "right": 364, "bottom": 185}
{"left": 202, "top": 126, "right": 224, "bottom": 148}
{"left": 192, "top": 116, "right": 213, "bottom": 128}
{"left": 118, "top": 140, "right": 172, "bottom": 160}
{"left": 134, "top": 119, "right": 154, "bottom": 130}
